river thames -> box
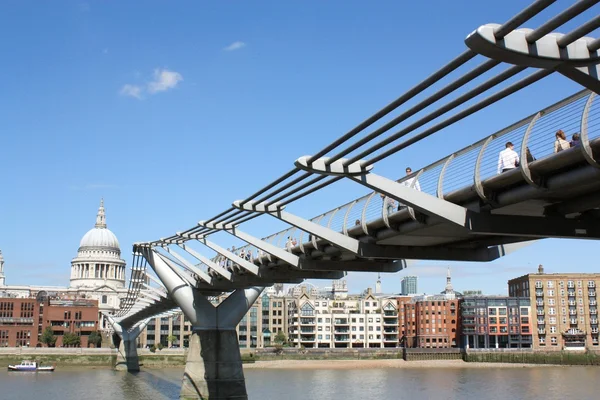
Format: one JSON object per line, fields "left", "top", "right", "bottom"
{"left": 0, "top": 365, "right": 599, "bottom": 399}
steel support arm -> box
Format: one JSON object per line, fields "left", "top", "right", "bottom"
{"left": 162, "top": 246, "right": 213, "bottom": 284}
{"left": 175, "top": 243, "right": 232, "bottom": 280}
{"left": 179, "top": 234, "right": 259, "bottom": 275}
{"left": 142, "top": 282, "right": 168, "bottom": 298}
{"left": 198, "top": 221, "right": 301, "bottom": 267}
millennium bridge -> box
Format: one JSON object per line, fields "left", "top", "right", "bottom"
{"left": 105, "top": 1, "right": 600, "bottom": 398}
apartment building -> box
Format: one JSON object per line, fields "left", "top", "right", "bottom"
{"left": 288, "top": 288, "right": 399, "bottom": 348}
{"left": 508, "top": 266, "right": 599, "bottom": 351}
{"left": 460, "top": 296, "right": 532, "bottom": 349}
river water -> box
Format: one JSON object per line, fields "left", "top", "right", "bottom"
{"left": 0, "top": 366, "right": 599, "bottom": 399}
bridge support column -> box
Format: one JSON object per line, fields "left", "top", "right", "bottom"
{"left": 181, "top": 328, "right": 247, "bottom": 400}
{"left": 141, "top": 247, "right": 263, "bottom": 400}
{"left": 106, "top": 315, "right": 149, "bottom": 372}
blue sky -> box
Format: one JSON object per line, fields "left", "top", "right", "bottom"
{"left": 0, "top": 1, "right": 598, "bottom": 295}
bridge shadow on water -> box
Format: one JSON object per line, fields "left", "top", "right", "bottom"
{"left": 115, "top": 369, "right": 183, "bottom": 399}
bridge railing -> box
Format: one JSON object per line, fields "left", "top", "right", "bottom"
{"left": 227, "top": 89, "right": 599, "bottom": 262}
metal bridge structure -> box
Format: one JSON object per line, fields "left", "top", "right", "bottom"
{"left": 104, "top": 1, "right": 600, "bottom": 399}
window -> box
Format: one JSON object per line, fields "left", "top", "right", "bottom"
{"left": 300, "top": 303, "right": 314, "bottom": 316}
{"left": 551, "top": 337, "right": 558, "bottom": 345}
{"left": 549, "top": 308, "right": 556, "bottom": 315}
{"left": 102, "top": 295, "right": 108, "bottom": 304}
{"left": 488, "top": 308, "right": 497, "bottom": 315}
{"left": 547, "top": 281, "right": 554, "bottom": 288}
{"left": 548, "top": 299, "right": 555, "bottom": 306}
{"left": 547, "top": 290, "right": 554, "bottom": 297}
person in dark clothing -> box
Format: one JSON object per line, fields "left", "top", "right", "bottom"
{"left": 526, "top": 147, "right": 535, "bottom": 163}
{"left": 570, "top": 133, "right": 581, "bottom": 147}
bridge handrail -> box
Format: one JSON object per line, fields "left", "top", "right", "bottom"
{"left": 227, "top": 89, "right": 595, "bottom": 261}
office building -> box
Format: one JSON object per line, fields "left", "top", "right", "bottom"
{"left": 401, "top": 276, "right": 418, "bottom": 295}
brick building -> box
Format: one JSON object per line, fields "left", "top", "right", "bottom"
{"left": 398, "top": 268, "right": 460, "bottom": 348}
{"left": 460, "top": 296, "right": 532, "bottom": 349}
{"left": 508, "top": 266, "right": 599, "bottom": 351}
{"left": 0, "top": 296, "right": 98, "bottom": 347}
{"left": 43, "top": 298, "right": 99, "bottom": 347}
{"left": 0, "top": 297, "right": 39, "bottom": 347}
{"left": 399, "top": 295, "right": 459, "bottom": 348}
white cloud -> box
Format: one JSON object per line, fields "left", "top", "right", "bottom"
{"left": 223, "top": 41, "right": 246, "bottom": 51}
{"left": 119, "top": 84, "right": 143, "bottom": 99}
{"left": 147, "top": 68, "right": 183, "bottom": 94}
{"left": 119, "top": 68, "right": 183, "bottom": 99}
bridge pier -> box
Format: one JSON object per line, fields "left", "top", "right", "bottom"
{"left": 106, "top": 315, "right": 149, "bottom": 372}
{"left": 142, "top": 248, "right": 262, "bottom": 400}
{"left": 181, "top": 329, "right": 247, "bottom": 399}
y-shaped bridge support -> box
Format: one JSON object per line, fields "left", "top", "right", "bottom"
{"left": 106, "top": 315, "right": 150, "bottom": 372}
{"left": 141, "top": 247, "right": 263, "bottom": 400}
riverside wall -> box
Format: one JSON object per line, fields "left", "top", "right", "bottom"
{"left": 1, "top": 347, "right": 599, "bottom": 367}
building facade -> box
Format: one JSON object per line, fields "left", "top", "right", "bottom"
{"left": 508, "top": 267, "right": 599, "bottom": 351}
{"left": 401, "top": 276, "right": 418, "bottom": 295}
{"left": 399, "top": 295, "right": 459, "bottom": 348}
{"left": 288, "top": 287, "right": 398, "bottom": 348}
{"left": 398, "top": 268, "right": 459, "bottom": 348}
{"left": 0, "top": 296, "right": 98, "bottom": 347}
{"left": 460, "top": 297, "right": 532, "bottom": 349}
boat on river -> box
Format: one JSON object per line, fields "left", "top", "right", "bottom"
{"left": 7, "top": 360, "right": 55, "bottom": 372}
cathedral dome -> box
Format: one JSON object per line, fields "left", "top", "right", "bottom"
{"left": 77, "top": 199, "right": 120, "bottom": 253}
{"left": 70, "top": 199, "right": 126, "bottom": 289}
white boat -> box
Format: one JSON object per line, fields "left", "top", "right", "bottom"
{"left": 7, "top": 360, "right": 55, "bottom": 372}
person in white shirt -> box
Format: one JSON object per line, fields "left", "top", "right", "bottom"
{"left": 497, "top": 141, "right": 519, "bottom": 174}
{"left": 396, "top": 167, "right": 421, "bottom": 211}
{"left": 401, "top": 167, "right": 421, "bottom": 191}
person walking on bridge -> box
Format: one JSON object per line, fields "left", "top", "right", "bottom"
{"left": 497, "top": 141, "right": 519, "bottom": 174}
{"left": 397, "top": 167, "right": 421, "bottom": 211}
{"left": 402, "top": 167, "right": 421, "bottom": 191}
{"left": 554, "top": 130, "right": 570, "bottom": 152}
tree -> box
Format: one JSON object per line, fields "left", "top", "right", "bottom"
{"left": 167, "top": 335, "right": 178, "bottom": 347}
{"left": 40, "top": 327, "right": 57, "bottom": 347}
{"left": 88, "top": 331, "right": 102, "bottom": 348}
{"left": 62, "top": 332, "right": 81, "bottom": 347}
{"left": 274, "top": 331, "right": 287, "bottom": 345}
